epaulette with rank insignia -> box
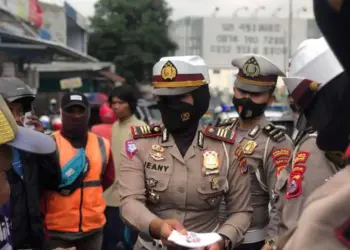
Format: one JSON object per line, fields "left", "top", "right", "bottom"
{"left": 219, "top": 117, "right": 238, "bottom": 127}
{"left": 131, "top": 125, "right": 162, "bottom": 139}
{"left": 203, "top": 126, "right": 236, "bottom": 144}
{"left": 262, "top": 124, "right": 285, "bottom": 142}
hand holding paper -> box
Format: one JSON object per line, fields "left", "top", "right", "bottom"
{"left": 167, "top": 230, "right": 222, "bottom": 249}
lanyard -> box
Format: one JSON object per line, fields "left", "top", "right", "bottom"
{"left": 11, "top": 148, "right": 23, "bottom": 179}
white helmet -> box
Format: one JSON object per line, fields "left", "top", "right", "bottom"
{"left": 283, "top": 37, "right": 343, "bottom": 109}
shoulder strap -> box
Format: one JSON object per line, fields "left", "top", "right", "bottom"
{"left": 131, "top": 125, "right": 162, "bottom": 139}
{"left": 97, "top": 136, "right": 107, "bottom": 175}
{"left": 203, "top": 126, "right": 236, "bottom": 144}
{"left": 219, "top": 117, "right": 238, "bottom": 127}
{"left": 262, "top": 124, "right": 286, "bottom": 142}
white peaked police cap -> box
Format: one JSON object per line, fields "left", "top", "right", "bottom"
{"left": 0, "top": 95, "right": 56, "bottom": 154}
{"left": 231, "top": 54, "right": 285, "bottom": 93}
{"left": 283, "top": 37, "right": 344, "bottom": 108}
{"left": 152, "top": 56, "right": 210, "bottom": 96}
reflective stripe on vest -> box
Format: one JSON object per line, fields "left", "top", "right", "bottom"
{"left": 45, "top": 132, "right": 110, "bottom": 233}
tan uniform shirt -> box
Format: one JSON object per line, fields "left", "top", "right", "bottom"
{"left": 277, "top": 165, "right": 350, "bottom": 250}
{"left": 118, "top": 125, "right": 253, "bottom": 247}
{"left": 279, "top": 134, "right": 341, "bottom": 235}
{"left": 223, "top": 116, "right": 294, "bottom": 241}
{"left": 103, "top": 115, "right": 147, "bottom": 207}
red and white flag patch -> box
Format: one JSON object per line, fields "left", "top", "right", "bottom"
{"left": 125, "top": 139, "right": 137, "bottom": 159}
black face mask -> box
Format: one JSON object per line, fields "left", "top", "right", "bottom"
{"left": 157, "top": 85, "right": 210, "bottom": 133}
{"left": 303, "top": 73, "right": 350, "bottom": 151}
{"left": 232, "top": 97, "right": 267, "bottom": 120}
{"left": 316, "top": 118, "right": 349, "bottom": 152}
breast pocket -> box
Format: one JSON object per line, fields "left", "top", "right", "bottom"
{"left": 144, "top": 163, "right": 172, "bottom": 205}
{"left": 197, "top": 176, "right": 227, "bottom": 207}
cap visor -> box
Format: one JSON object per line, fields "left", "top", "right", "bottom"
{"left": 63, "top": 101, "right": 86, "bottom": 110}
{"left": 234, "top": 79, "right": 273, "bottom": 93}
{"left": 152, "top": 86, "right": 200, "bottom": 96}
{"left": 6, "top": 126, "right": 57, "bottom": 154}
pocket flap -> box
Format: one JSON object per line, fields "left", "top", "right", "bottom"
{"left": 145, "top": 172, "right": 171, "bottom": 192}
{"left": 197, "top": 176, "right": 227, "bottom": 195}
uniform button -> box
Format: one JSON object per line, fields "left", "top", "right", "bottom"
{"left": 177, "top": 187, "right": 185, "bottom": 193}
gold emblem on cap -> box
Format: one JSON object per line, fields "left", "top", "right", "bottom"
{"left": 161, "top": 61, "right": 177, "bottom": 81}
{"left": 242, "top": 57, "right": 260, "bottom": 77}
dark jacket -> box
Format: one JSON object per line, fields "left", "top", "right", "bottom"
{"left": 7, "top": 149, "right": 61, "bottom": 250}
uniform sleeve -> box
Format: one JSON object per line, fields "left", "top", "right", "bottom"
{"left": 265, "top": 137, "right": 293, "bottom": 240}
{"left": 118, "top": 141, "right": 159, "bottom": 236}
{"left": 217, "top": 149, "right": 253, "bottom": 246}
{"left": 102, "top": 153, "right": 115, "bottom": 190}
{"left": 281, "top": 137, "right": 331, "bottom": 233}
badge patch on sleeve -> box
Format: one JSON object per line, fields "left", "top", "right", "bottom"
{"left": 285, "top": 172, "right": 303, "bottom": 199}
{"left": 240, "top": 158, "right": 248, "bottom": 174}
{"left": 274, "top": 158, "right": 289, "bottom": 167}
{"left": 272, "top": 149, "right": 291, "bottom": 176}
{"left": 276, "top": 165, "right": 286, "bottom": 176}
{"left": 125, "top": 140, "right": 137, "bottom": 159}
{"left": 292, "top": 164, "right": 306, "bottom": 175}
{"left": 294, "top": 151, "right": 310, "bottom": 164}
{"left": 334, "top": 218, "right": 350, "bottom": 248}
{"left": 235, "top": 146, "right": 243, "bottom": 158}
{"left": 271, "top": 148, "right": 291, "bottom": 159}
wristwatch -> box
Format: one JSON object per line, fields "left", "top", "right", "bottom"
{"left": 268, "top": 238, "right": 276, "bottom": 243}
{"left": 266, "top": 238, "right": 276, "bottom": 249}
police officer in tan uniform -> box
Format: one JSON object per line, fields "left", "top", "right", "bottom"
{"left": 118, "top": 56, "right": 253, "bottom": 250}
{"left": 274, "top": 36, "right": 350, "bottom": 249}
{"left": 276, "top": 162, "right": 350, "bottom": 250}
{"left": 277, "top": 37, "right": 349, "bottom": 236}
{"left": 219, "top": 55, "right": 294, "bottom": 250}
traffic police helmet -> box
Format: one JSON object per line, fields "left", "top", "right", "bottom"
{"left": 231, "top": 54, "right": 285, "bottom": 93}
{"left": 152, "top": 56, "right": 210, "bottom": 96}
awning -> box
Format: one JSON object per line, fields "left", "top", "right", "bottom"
{"left": 0, "top": 29, "right": 98, "bottom": 62}
{"left": 27, "top": 61, "right": 125, "bottom": 83}
{"left": 28, "top": 62, "right": 114, "bottom": 72}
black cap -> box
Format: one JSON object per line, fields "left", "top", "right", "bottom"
{"left": 61, "top": 91, "right": 89, "bottom": 110}
{"left": 0, "top": 77, "right": 35, "bottom": 102}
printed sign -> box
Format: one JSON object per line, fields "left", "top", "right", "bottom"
{"left": 202, "top": 17, "right": 308, "bottom": 69}
{"left": 59, "top": 77, "right": 83, "bottom": 90}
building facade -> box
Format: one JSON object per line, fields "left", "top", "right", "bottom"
{"left": 170, "top": 16, "right": 322, "bottom": 93}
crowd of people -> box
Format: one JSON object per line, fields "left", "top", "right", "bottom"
{"left": 0, "top": 1, "right": 349, "bottom": 250}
